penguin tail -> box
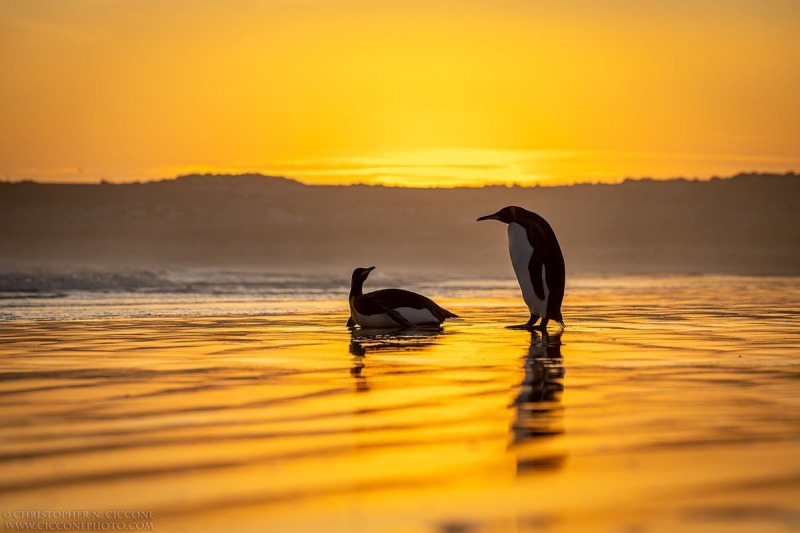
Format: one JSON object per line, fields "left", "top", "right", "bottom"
{"left": 433, "top": 306, "right": 459, "bottom": 322}
{"left": 551, "top": 310, "right": 565, "bottom": 328}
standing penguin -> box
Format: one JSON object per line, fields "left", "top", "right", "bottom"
{"left": 477, "top": 206, "right": 565, "bottom": 329}
{"left": 347, "top": 266, "right": 459, "bottom": 328}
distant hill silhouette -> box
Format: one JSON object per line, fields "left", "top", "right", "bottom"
{"left": 1, "top": 172, "right": 798, "bottom": 276}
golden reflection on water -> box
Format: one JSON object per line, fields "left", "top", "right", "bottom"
{"left": 511, "top": 331, "right": 566, "bottom": 476}
{"left": 1, "top": 278, "right": 799, "bottom": 532}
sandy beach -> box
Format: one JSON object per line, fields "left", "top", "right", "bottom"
{"left": 1, "top": 276, "right": 799, "bottom": 532}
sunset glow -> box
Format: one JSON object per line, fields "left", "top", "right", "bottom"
{"left": 1, "top": 0, "right": 798, "bottom": 186}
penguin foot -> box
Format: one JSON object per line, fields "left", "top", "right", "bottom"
{"left": 504, "top": 314, "right": 542, "bottom": 329}
{"left": 525, "top": 314, "right": 541, "bottom": 327}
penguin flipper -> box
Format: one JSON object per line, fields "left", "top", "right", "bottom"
{"left": 346, "top": 316, "right": 355, "bottom": 329}
{"left": 378, "top": 306, "right": 414, "bottom": 327}
{"left": 529, "top": 252, "right": 547, "bottom": 300}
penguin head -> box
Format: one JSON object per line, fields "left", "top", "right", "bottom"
{"left": 351, "top": 266, "right": 376, "bottom": 284}
{"left": 477, "top": 206, "right": 518, "bottom": 224}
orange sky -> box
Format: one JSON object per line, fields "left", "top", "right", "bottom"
{"left": 1, "top": 0, "right": 798, "bottom": 186}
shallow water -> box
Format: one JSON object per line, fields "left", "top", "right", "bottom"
{"left": 1, "top": 276, "right": 799, "bottom": 532}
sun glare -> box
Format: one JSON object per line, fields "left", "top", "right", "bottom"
{"left": 157, "top": 147, "right": 798, "bottom": 188}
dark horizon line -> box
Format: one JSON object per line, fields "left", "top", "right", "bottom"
{"left": 2, "top": 170, "right": 797, "bottom": 189}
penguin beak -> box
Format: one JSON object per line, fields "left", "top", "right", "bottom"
{"left": 366, "top": 266, "right": 376, "bottom": 272}
{"left": 477, "top": 212, "right": 501, "bottom": 222}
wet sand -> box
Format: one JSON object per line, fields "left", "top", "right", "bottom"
{"left": 1, "top": 277, "right": 799, "bottom": 532}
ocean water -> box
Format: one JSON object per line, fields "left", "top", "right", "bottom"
{"left": 1, "top": 274, "right": 799, "bottom": 532}
{"left": 0, "top": 269, "right": 521, "bottom": 322}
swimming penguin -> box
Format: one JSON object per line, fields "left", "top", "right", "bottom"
{"left": 347, "top": 266, "right": 459, "bottom": 328}
{"left": 477, "top": 206, "right": 565, "bottom": 329}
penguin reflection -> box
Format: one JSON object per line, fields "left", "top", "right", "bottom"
{"left": 349, "top": 354, "right": 370, "bottom": 393}
{"left": 511, "top": 330, "right": 567, "bottom": 474}
{"left": 348, "top": 327, "right": 444, "bottom": 392}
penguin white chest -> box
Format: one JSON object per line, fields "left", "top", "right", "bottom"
{"left": 508, "top": 222, "right": 547, "bottom": 316}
